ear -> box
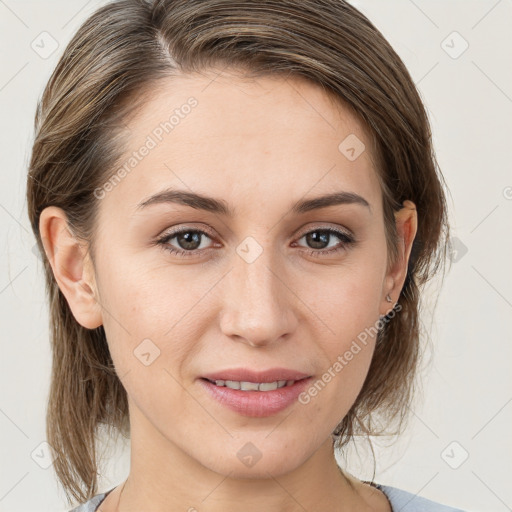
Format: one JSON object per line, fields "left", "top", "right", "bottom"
{"left": 381, "top": 199, "right": 417, "bottom": 316}
{"left": 39, "top": 206, "right": 103, "bottom": 329}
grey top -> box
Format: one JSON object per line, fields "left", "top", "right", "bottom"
{"left": 69, "top": 482, "right": 467, "bottom": 511}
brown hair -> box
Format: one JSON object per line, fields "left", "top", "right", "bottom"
{"left": 26, "top": 0, "right": 451, "bottom": 505}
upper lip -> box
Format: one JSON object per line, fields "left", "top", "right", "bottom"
{"left": 201, "top": 368, "right": 311, "bottom": 383}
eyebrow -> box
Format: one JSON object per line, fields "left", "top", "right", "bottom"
{"left": 135, "top": 188, "right": 371, "bottom": 215}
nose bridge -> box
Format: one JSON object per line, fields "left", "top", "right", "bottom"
{"left": 219, "top": 237, "right": 297, "bottom": 347}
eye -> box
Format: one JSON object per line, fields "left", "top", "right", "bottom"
{"left": 156, "top": 228, "right": 216, "bottom": 258}
{"left": 155, "top": 225, "right": 356, "bottom": 259}
{"left": 293, "top": 227, "right": 356, "bottom": 257}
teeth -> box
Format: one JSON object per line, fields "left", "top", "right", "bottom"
{"left": 212, "top": 379, "right": 296, "bottom": 391}
{"left": 259, "top": 382, "right": 278, "bottom": 391}
{"left": 240, "top": 381, "right": 260, "bottom": 391}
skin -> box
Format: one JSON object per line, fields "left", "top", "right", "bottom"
{"left": 40, "top": 68, "right": 417, "bottom": 512}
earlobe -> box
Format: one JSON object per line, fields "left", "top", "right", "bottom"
{"left": 39, "top": 206, "right": 103, "bottom": 329}
{"left": 381, "top": 200, "right": 418, "bottom": 315}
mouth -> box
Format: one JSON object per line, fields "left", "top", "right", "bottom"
{"left": 198, "top": 370, "right": 313, "bottom": 418}
{"left": 200, "top": 367, "right": 311, "bottom": 385}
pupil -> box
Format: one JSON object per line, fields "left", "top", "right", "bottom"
{"left": 307, "top": 231, "right": 329, "bottom": 249}
{"left": 178, "top": 231, "right": 201, "bottom": 250}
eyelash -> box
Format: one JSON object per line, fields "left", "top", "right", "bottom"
{"left": 155, "top": 226, "right": 356, "bottom": 259}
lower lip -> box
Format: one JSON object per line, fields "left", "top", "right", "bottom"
{"left": 199, "top": 378, "right": 312, "bottom": 418}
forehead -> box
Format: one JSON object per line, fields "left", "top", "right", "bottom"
{"left": 101, "top": 68, "right": 382, "bottom": 219}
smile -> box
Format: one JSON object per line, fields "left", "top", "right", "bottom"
{"left": 206, "top": 379, "right": 296, "bottom": 391}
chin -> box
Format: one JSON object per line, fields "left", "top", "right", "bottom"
{"left": 196, "top": 439, "right": 307, "bottom": 480}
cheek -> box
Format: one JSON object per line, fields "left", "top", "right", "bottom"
{"left": 96, "top": 254, "right": 215, "bottom": 386}
{"left": 97, "top": 250, "right": 184, "bottom": 334}
{"left": 298, "top": 331, "right": 376, "bottom": 434}
{"left": 294, "top": 259, "right": 384, "bottom": 408}
{"left": 298, "top": 262, "right": 384, "bottom": 346}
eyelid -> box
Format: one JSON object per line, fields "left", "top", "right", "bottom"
{"left": 157, "top": 223, "right": 217, "bottom": 240}
{"left": 157, "top": 222, "right": 353, "bottom": 243}
{"left": 295, "top": 222, "right": 353, "bottom": 239}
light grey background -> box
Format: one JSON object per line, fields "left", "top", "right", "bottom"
{"left": 1, "top": 1, "right": 511, "bottom": 511}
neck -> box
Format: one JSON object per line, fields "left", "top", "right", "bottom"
{"left": 113, "top": 401, "right": 377, "bottom": 512}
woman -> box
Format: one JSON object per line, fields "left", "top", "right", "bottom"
{"left": 26, "top": 0, "right": 464, "bottom": 510}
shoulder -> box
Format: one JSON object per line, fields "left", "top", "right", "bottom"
{"left": 376, "top": 483, "right": 467, "bottom": 512}
{"left": 68, "top": 488, "right": 114, "bottom": 512}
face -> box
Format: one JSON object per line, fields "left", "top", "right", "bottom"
{"left": 62, "top": 69, "right": 410, "bottom": 478}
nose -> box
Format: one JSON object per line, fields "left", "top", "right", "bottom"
{"left": 218, "top": 246, "right": 298, "bottom": 348}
